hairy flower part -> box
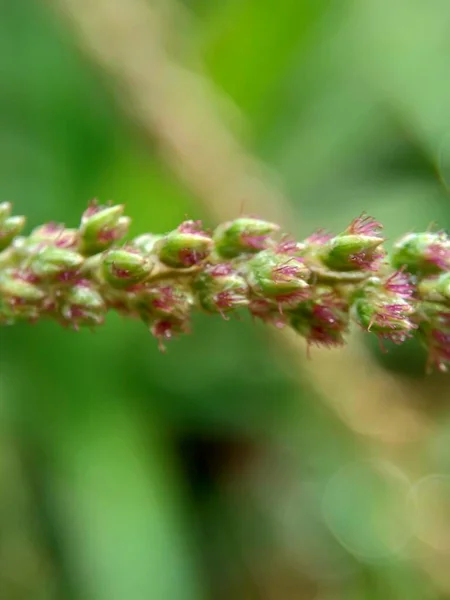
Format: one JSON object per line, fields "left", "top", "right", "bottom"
{"left": 2, "top": 200, "right": 450, "bottom": 372}
{"left": 79, "top": 201, "right": 130, "bottom": 255}
{"left": 320, "top": 215, "right": 385, "bottom": 272}
{"left": 156, "top": 221, "right": 212, "bottom": 268}
{"left": 249, "top": 298, "right": 286, "bottom": 329}
{"left": 101, "top": 247, "right": 153, "bottom": 288}
{"left": 346, "top": 214, "right": 383, "bottom": 237}
{"left": 352, "top": 296, "right": 416, "bottom": 344}
{"left": 246, "top": 250, "right": 309, "bottom": 312}
{"left": 213, "top": 217, "right": 279, "bottom": 258}
{"left": 304, "top": 229, "right": 333, "bottom": 246}
{"left": 391, "top": 232, "right": 450, "bottom": 275}
{"left": 290, "top": 292, "right": 349, "bottom": 349}
{"left": 382, "top": 270, "right": 414, "bottom": 298}
{"left": 193, "top": 264, "right": 249, "bottom": 316}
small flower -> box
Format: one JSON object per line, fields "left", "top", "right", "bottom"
{"left": 156, "top": 221, "right": 212, "bottom": 268}
{"left": 346, "top": 214, "right": 383, "bottom": 237}
{"left": 60, "top": 280, "right": 106, "bottom": 329}
{"left": 391, "top": 232, "right": 450, "bottom": 275}
{"left": 352, "top": 296, "right": 416, "bottom": 344}
{"left": 102, "top": 247, "right": 153, "bottom": 288}
{"left": 213, "top": 217, "right": 279, "bottom": 258}
{"left": 290, "top": 292, "right": 349, "bottom": 349}
{"left": 28, "top": 246, "right": 84, "bottom": 282}
{"left": 246, "top": 250, "right": 309, "bottom": 302}
{"left": 150, "top": 318, "right": 189, "bottom": 351}
{"left": 79, "top": 201, "right": 130, "bottom": 255}
{"left": 383, "top": 270, "right": 414, "bottom": 298}
{"left": 29, "top": 223, "right": 79, "bottom": 249}
{"left": 193, "top": 264, "right": 249, "bottom": 316}
{"left": 320, "top": 215, "right": 385, "bottom": 272}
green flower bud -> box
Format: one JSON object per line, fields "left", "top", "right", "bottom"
{"left": 318, "top": 216, "right": 385, "bottom": 272}
{"left": 246, "top": 250, "right": 309, "bottom": 298}
{"left": 156, "top": 221, "right": 212, "bottom": 268}
{"left": 79, "top": 203, "right": 129, "bottom": 255}
{"left": 0, "top": 274, "right": 44, "bottom": 303}
{"left": 29, "top": 246, "right": 84, "bottom": 281}
{"left": 391, "top": 232, "right": 450, "bottom": 275}
{"left": 213, "top": 217, "right": 279, "bottom": 259}
{"left": 101, "top": 248, "right": 153, "bottom": 288}
{"left": 60, "top": 281, "right": 106, "bottom": 328}
{"left": 0, "top": 216, "right": 26, "bottom": 251}
{"left": 352, "top": 295, "right": 416, "bottom": 344}
{"left": 0, "top": 274, "right": 44, "bottom": 322}
{"left": 193, "top": 264, "right": 249, "bottom": 314}
{"left": 29, "top": 223, "right": 79, "bottom": 249}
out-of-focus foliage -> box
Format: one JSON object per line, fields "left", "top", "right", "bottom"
{"left": 0, "top": 0, "right": 449, "bottom": 599}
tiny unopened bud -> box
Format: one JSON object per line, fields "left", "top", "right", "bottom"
{"left": 246, "top": 250, "right": 309, "bottom": 300}
{"left": 0, "top": 273, "right": 44, "bottom": 321}
{"left": 391, "top": 232, "right": 450, "bottom": 275}
{"left": 60, "top": 281, "right": 106, "bottom": 328}
{"left": 0, "top": 216, "right": 26, "bottom": 251}
{"left": 30, "top": 223, "right": 79, "bottom": 249}
{"left": 0, "top": 274, "right": 44, "bottom": 303}
{"left": 156, "top": 221, "right": 212, "bottom": 268}
{"left": 150, "top": 317, "right": 188, "bottom": 351}
{"left": 102, "top": 248, "right": 153, "bottom": 288}
{"left": 320, "top": 215, "right": 384, "bottom": 271}
{"left": 213, "top": 217, "right": 279, "bottom": 258}
{"left": 79, "top": 202, "right": 129, "bottom": 255}
{"left": 29, "top": 247, "right": 84, "bottom": 281}
{"left": 194, "top": 264, "right": 249, "bottom": 315}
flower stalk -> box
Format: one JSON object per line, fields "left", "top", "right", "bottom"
{"left": 1, "top": 201, "right": 449, "bottom": 372}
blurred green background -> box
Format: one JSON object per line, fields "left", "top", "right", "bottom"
{"left": 1, "top": 0, "right": 450, "bottom": 598}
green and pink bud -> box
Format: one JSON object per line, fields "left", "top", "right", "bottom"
{"left": 193, "top": 264, "right": 249, "bottom": 316}
{"left": 391, "top": 231, "right": 450, "bottom": 275}
{"left": 156, "top": 221, "right": 212, "bottom": 268}
{"left": 101, "top": 247, "right": 153, "bottom": 288}
{"left": 28, "top": 246, "right": 84, "bottom": 282}
{"left": 60, "top": 280, "right": 106, "bottom": 329}
{"left": 0, "top": 272, "right": 45, "bottom": 322}
{"left": 290, "top": 292, "right": 349, "bottom": 349}
{"left": 320, "top": 215, "right": 385, "bottom": 272}
{"left": 213, "top": 217, "right": 279, "bottom": 258}
{"left": 79, "top": 201, "right": 130, "bottom": 255}
{"left": 246, "top": 250, "right": 309, "bottom": 308}
{"left": 29, "top": 222, "right": 79, "bottom": 249}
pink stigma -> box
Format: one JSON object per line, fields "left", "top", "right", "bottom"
{"left": 347, "top": 214, "right": 383, "bottom": 237}
{"left": 384, "top": 270, "right": 413, "bottom": 298}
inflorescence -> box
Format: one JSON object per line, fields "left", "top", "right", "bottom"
{"left": 1, "top": 201, "right": 449, "bottom": 371}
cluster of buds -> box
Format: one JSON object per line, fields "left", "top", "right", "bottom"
{"left": 1, "top": 202, "right": 449, "bottom": 372}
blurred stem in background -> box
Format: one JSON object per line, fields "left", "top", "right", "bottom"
{"left": 40, "top": 0, "right": 450, "bottom": 596}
